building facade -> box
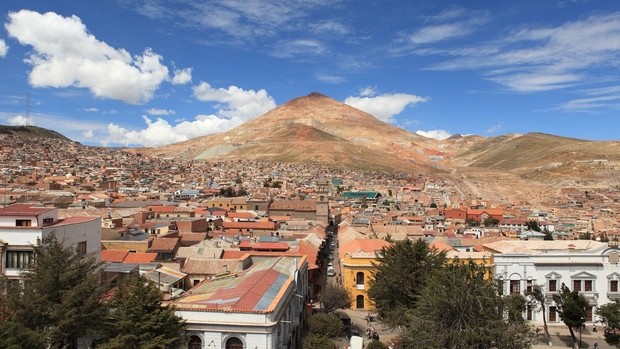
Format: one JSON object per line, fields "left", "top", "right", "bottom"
{"left": 485, "top": 240, "right": 620, "bottom": 326}
{"left": 0, "top": 203, "right": 101, "bottom": 281}
{"left": 172, "top": 255, "right": 309, "bottom": 349}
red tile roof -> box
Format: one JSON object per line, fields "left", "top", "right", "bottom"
{"left": 101, "top": 249, "right": 129, "bottom": 263}
{"left": 148, "top": 237, "right": 180, "bottom": 252}
{"left": 222, "top": 221, "right": 275, "bottom": 230}
{"left": 123, "top": 252, "right": 157, "bottom": 264}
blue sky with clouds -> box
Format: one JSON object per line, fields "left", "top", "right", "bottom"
{"left": 1, "top": 0, "right": 620, "bottom": 147}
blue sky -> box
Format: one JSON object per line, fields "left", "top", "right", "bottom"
{"left": 1, "top": 0, "right": 620, "bottom": 147}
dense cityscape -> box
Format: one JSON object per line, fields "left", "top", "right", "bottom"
{"left": 1, "top": 129, "right": 620, "bottom": 349}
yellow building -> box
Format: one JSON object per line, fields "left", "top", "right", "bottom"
{"left": 432, "top": 241, "right": 494, "bottom": 279}
{"left": 205, "top": 197, "right": 248, "bottom": 211}
{"left": 339, "top": 237, "right": 392, "bottom": 310}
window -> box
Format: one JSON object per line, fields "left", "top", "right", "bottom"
{"left": 526, "top": 305, "right": 533, "bottom": 321}
{"left": 5, "top": 250, "right": 34, "bottom": 269}
{"left": 356, "top": 272, "right": 365, "bottom": 287}
{"left": 585, "top": 280, "right": 593, "bottom": 292}
{"left": 549, "top": 280, "right": 557, "bottom": 292}
{"left": 611, "top": 280, "right": 619, "bottom": 292}
{"left": 573, "top": 280, "right": 581, "bottom": 291}
{"left": 510, "top": 280, "right": 520, "bottom": 294}
{"left": 77, "top": 241, "right": 87, "bottom": 255}
{"left": 356, "top": 295, "right": 365, "bottom": 309}
{"left": 586, "top": 307, "right": 593, "bottom": 322}
{"left": 42, "top": 217, "right": 54, "bottom": 224}
{"left": 225, "top": 337, "right": 243, "bottom": 349}
{"left": 526, "top": 280, "right": 533, "bottom": 293}
{"left": 187, "top": 336, "right": 202, "bottom": 349}
{"left": 549, "top": 306, "right": 557, "bottom": 322}
{"left": 15, "top": 219, "right": 31, "bottom": 227}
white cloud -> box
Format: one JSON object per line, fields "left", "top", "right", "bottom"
{"left": 172, "top": 67, "right": 192, "bottom": 85}
{"left": 81, "top": 107, "right": 99, "bottom": 112}
{"left": 192, "top": 82, "right": 276, "bottom": 120}
{"left": 99, "top": 83, "right": 277, "bottom": 147}
{"left": 271, "top": 39, "right": 327, "bottom": 58}
{"left": 315, "top": 73, "right": 345, "bottom": 84}
{"left": 416, "top": 129, "right": 452, "bottom": 140}
{"left": 5, "top": 10, "right": 169, "bottom": 104}
{"left": 146, "top": 108, "right": 176, "bottom": 116}
{"left": 83, "top": 130, "right": 94, "bottom": 138}
{"left": 421, "top": 12, "right": 620, "bottom": 93}
{"left": 405, "top": 8, "right": 489, "bottom": 45}
{"left": 359, "top": 86, "right": 378, "bottom": 97}
{"left": 344, "top": 93, "right": 429, "bottom": 123}
{"left": 485, "top": 124, "right": 503, "bottom": 133}
{"left": 7, "top": 115, "right": 30, "bottom": 126}
{"left": 0, "top": 39, "right": 8, "bottom": 57}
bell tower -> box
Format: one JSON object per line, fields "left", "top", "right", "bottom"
{"left": 315, "top": 177, "right": 329, "bottom": 224}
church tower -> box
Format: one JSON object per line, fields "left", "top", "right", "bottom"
{"left": 315, "top": 177, "right": 329, "bottom": 224}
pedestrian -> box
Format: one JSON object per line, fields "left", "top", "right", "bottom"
{"left": 594, "top": 343, "right": 599, "bottom": 349}
{"left": 593, "top": 323, "right": 597, "bottom": 332}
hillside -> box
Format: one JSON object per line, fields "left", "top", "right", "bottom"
{"left": 0, "top": 125, "right": 72, "bottom": 142}
{"left": 134, "top": 93, "right": 441, "bottom": 172}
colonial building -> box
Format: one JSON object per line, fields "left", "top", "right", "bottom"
{"left": 0, "top": 203, "right": 101, "bottom": 282}
{"left": 337, "top": 223, "right": 391, "bottom": 310}
{"left": 485, "top": 240, "right": 620, "bottom": 326}
{"left": 172, "top": 255, "right": 308, "bottom": 349}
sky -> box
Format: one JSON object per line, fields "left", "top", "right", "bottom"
{"left": 1, "top": 0, "right": 620, "bottom": 147}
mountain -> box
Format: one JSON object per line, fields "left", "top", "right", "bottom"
{"left": 135, "top": 92, "right": 443, "bottom": 172}
{"left": 134, "top": 93, "right": 620, "bottom": 181}
{"left": 0, "top": 125, "right": 72, "bottom": 142}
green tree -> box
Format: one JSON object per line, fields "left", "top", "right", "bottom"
{"left": 320, "top": 283, "right": 352, "bottom": 314}
{"left": 596, "top": 299, "right": 620, "bottom": 348}
{"left": 0, "top": 319, "right": 47, "bottom": 349}
{"left": 5, "top": 233, "right": 108, "bottom": 349}
{"left": 506, "top": 293, "right": 527, "bottom": 323}
{"left": 97, "top": 275, "right": 185, "bottom": 349}
{"left": 367, "top": 239, "right": 445, "bottom": 327}
{"left": 401, "top": 260, "right": 531, "bottom": 349}
{"left": 484, "top": 217, "right": 500, "bottom": 226}
{"left": 552, "top": 283, "right": 588, "bottom": 347}
{"left": 302, "top": 334, "right": 337, "bottom": 349}
{"left": 306, "top": 313, "right": 344, "bottom": 338}
{"left": 526, "top": 220, "right": 541, "bottom": 232}
{"left": 366, "top": 339, "right": 388, "bottom": 349}
{"left": 543, "top": 229, "right": 554, "bottom": 240}
{"left": 429, "top": 202, "right": 438, "bottom": 208}
{"left": 524, "top": 284, "right": 552, "bottom": 345}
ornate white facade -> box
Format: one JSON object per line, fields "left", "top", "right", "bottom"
{"left": 486, "top": 240, "right": 620, "bottom": 325}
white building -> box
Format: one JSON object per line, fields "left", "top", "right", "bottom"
{"left": 485, "top": 240, "right": 620, "bottom": 326}
{"left": 0, "top": 203, "right": 101, "bottom": 281}
{"left": 171, "top": 255, "right": 309, "bottom": 349}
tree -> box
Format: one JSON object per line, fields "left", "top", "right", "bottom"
{"left": 429, "top": 202, "right": 437, "bottom": 208}
{"left": 367, "top": 239, "right": 445, "bottom": 327}
{"left": 544, "top": 229, "right": 554, "bottom": 240}
{"left": 97, "top": 275, "right": 185, "bottom": 349}
{"left": 306, "top": 313, "right": 344, "bottom": 338}
{"left": 321, "top": 283, "right": 352, "bottom": 314}
{"left": 302, "top": 334, "right": 337, "bottom": 349}
{"left": 597, "top": 300, "right": 620, "bottom": 347}
{"left": 552, "top": 283, "right": 588, "bottom": 347}
{"left": 401, "top": 260, "right": 531, "bottom": 349}
{"left": 484, "top": 217, "right": 500, "bottom": 226}
{"left": 525, "top": 284, "right": 552, "bottom": 345}
{"left": 3, "top": 233, "right": 108, "bottom": 349}
{"left": 366, "top": 340, "right": 388, "bottom": 349}
{"left": 526, "top": 220, "right": 541, "bottom": 232}
{"left": 506, "top": 293, "right": 527, "bottom": 323}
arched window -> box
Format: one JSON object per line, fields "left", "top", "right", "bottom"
{"left": 187, "top": 336, "right": 201, "bottom": 349}
{"left": 225, "top": 337, "right": 244, "bottom": 349}
{"left": 356, "top": 272, "right": 365, "bottom": 286}
{"left": 356, "top": 295, "right": 365, "bottom": 309}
